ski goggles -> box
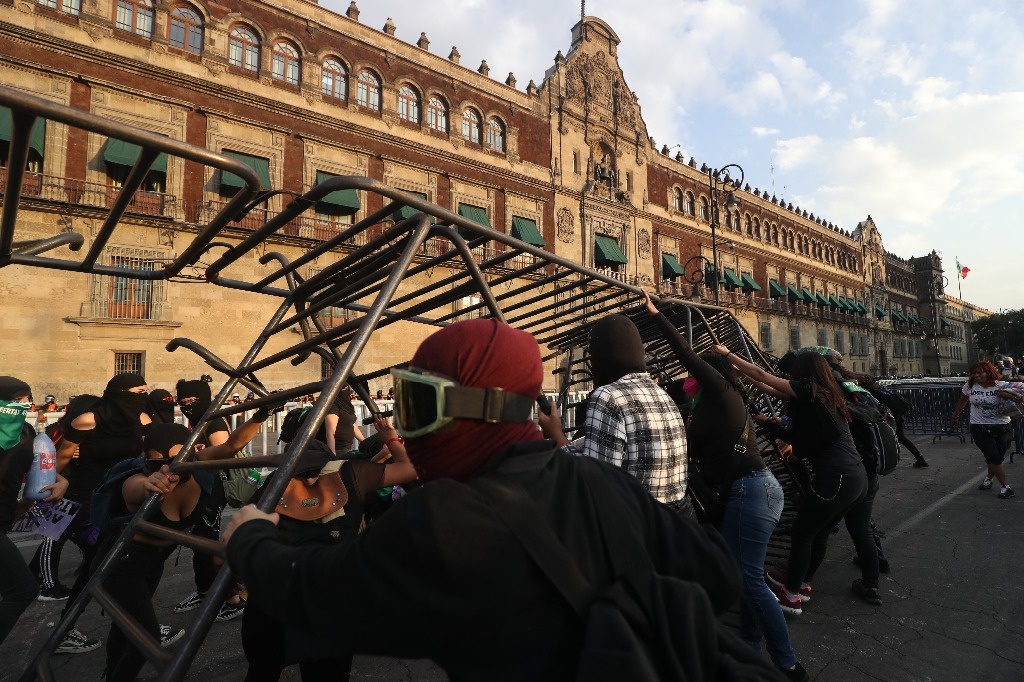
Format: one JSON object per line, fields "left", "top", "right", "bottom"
{"left": 390, "top": 367, "right": 536, "bottom": 438}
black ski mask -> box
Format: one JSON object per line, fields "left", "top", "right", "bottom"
{"left": 175, "top": 379, "right": 212, "bottom": 426}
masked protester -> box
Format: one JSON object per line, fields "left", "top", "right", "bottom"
{"left": 145, "top": 389, "right": 176, "bottom": 425}
{"left": 51, "top": 372, "right": 150, "bottom": 655}
{"left": 224, "top": 319, "right": 743, "bottom": 681}
{"left": 543, "top": 312, "right": 691, "bottom": 516}
{"left": 170, "top": 379, "right": 245, "bottom": 621}
{"left": 0, "top": 376, "right": 69, "bottom": 646}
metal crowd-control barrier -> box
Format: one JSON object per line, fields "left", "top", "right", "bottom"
{"left": 5, "top": 84, "right": 786, "bottom": 680}
{"left": 883, "top": 380, "right": 968, "bottom": 444}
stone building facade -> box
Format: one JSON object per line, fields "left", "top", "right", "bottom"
{"left": 0, "top": 3, "right": 987, "bottom": 400}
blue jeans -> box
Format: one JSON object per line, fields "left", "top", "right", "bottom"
{"left": 719, "top": 469, "right": 797, "bottom": 670}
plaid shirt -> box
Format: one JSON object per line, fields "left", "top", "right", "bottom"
{"left": 567, "top": 373, "right": 688, "bottom": 505}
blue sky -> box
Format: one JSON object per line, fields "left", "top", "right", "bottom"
{"left": 325, "top": 0, "right": 1024, "bottom": 313}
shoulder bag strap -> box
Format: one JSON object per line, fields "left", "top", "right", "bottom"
{"left": 473, "top": 475, "right": 592, "bottom": 617}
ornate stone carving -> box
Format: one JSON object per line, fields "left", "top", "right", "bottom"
{"left": 557, "top": 208, "right": 575, "bottom": 243}
{"left": 638, "top": 228, "right": 651, "bottom": 259}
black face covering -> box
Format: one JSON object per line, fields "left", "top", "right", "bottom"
{"left": 143, "top": 423, "right": 193, "bottom": 484}
{"left": 146, "top": 389, "right": 176, "bottom": 424}
{"left": 588, "top": 314, "right": 648, "bottom": 387}
{"left": 175, "top": 380, "right": 212, "bottom": 425}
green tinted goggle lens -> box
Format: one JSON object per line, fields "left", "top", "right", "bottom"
{"left": 391, "top": 368, "right": 455, "bottom": 438}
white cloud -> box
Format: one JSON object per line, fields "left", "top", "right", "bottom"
{"left": 753, "top": 126, "right": 780, "bottom": 137}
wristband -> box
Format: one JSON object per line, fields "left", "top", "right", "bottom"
{"left": 385, "top": 436, "right": 405, "bottom": 447}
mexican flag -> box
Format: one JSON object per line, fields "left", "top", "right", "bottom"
{"left": 956, "top": 259, "right": 969, "bottom": 279}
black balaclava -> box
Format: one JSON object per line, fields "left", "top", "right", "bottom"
{"left": 0, "top": 376, "right": 32, "bottom": 401}
{"left": 588, "top": 314, "right": 648, "bottom": 387}
{"left": 95, "top": 373, "right": 148, "bottom": 429}
{"left": 143, "top": 423, "right": 193, "bottom": 483}
{"left": 175, "top": 379, "right": 212, "bottom": 426}
{"left": 146, "top": 389, "right": 176, "bottom": 424}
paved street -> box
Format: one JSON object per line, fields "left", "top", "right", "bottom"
{"left": 1, "top": 432, "right": 1021, "bottom": 681}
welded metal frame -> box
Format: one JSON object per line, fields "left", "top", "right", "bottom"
{"left": 4, "top": 83, "right": 793, "bottom": 681}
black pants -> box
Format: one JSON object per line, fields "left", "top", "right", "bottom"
{"left": 241, "top": 603, "right": 352, "bottom": 682}
{"left": 30, "top": 534, "right": 69, "bottom": 591}
{"left": 844, "top": 474, "right": 880, "bottom": 587}
{"left": 0, "top": 532, "right": 39, "bottom": 646}
{"left": 60, "top": 500, "right": 100, "bottom": 626}
{"left": 894, "top": 417, "right": 925, "bottom": 462}
{"left": 786, "top": 468, "right": 868, "bottom": 591}
{"left": 101, "top": 541, "right": 173, "bottom": 682}
{"left": 190, "top": 481, "right": 226, "bottom": 594}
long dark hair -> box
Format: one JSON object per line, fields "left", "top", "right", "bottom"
{"left": 789, "top": 352, "right": 850, "bottom": 420}
{"left": 699, "top": 351, "right": 753, "bottom": 407}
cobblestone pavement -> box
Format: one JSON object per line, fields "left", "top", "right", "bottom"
{"left": 2, "top": 433, "right": 1021, "bottom": 681}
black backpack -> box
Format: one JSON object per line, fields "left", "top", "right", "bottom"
{"left": 841, "top": 384, "right": 900, "bottom": 476}
{"left": 278, "top": 406, "right": 311, "bottom": 444}
{"left": 90, "top": 456, "right": 147, "bottom": 533}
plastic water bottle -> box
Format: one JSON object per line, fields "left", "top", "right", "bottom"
{"left": 25, "top": 433, "right": 57, "bottom": 501}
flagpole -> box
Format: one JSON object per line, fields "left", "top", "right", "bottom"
{"left": 957, "top": 256, "right": 963, "bottom": 300}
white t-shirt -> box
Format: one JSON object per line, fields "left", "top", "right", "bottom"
{"left": 963, "top": 381, "right": 1012, "bottom": 425}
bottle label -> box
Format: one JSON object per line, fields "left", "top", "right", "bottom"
{"left": 40, "top": 450, "right": 55, "bottom": 470}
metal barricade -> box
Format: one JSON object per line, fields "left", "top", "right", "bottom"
{"left": 884, "top": 380, "right": 967, "bottom": 443}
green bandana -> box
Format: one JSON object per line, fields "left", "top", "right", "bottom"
{"left": 0, "top": 400, "right": 31, "bottom": 450}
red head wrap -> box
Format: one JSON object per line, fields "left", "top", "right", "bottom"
{"left": 405, "top": 319, "right": 543, "bottom": 482}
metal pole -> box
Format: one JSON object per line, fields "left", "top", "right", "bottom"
{"left": 708, "top": 168, "right": 720, "bottom": 305}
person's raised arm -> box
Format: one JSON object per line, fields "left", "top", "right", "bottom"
{"left": 643, "top": 290, "right": 728, "bottom": 393}
{"left": 196, "top": 408, "right": 273, "bottom": 461}
{"left": 710, "top": 344, "right": 796, "bottom": 399}
{"left": 371, "top": 414, "right": 417, "bottom": 487}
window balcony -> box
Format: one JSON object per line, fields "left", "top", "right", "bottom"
{"left": 0, "top": 167, "right": 176, "bottom": 218}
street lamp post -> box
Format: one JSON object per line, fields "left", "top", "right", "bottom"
{"left": 706, "top": 164, "right": 744, "bottom": 306}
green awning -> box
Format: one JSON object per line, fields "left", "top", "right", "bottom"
{"left": 511, "top": 216, "right": 545, "bottom": 247}
{"left": 787, "top": 284, "right": 802, "bottom": 301}
{"left": 741, "top": 272, "right": 762, "bottom": 292}
{"left": 594, "top": 234, "right": 628, "bottom": 265}
{"left": 814, "top": 292, "right": 829, "bottom": 306}
{"left": 837, "top": 296, "right": 851, "bottom": 311}
{"left": 394, "top": 191, "right": 428, "bottom": 221}
{"left": 314, "top": 171, "right": 360, "bottom": 213}
{"left": 769, "top": 280, "right": 786, "bottom": 298}
{"left": 891, "top": 311, "right": 907, "bottom": 322}
{"left": 875, "top": 305, "right": 888, "bottom": 318}
{"left": 0, "top": 106, "right": 46, "bottom": 156}
{"left": 221, "top": 150, "right": 271, "bottom": 189}
{"left": 908, "top": 315, "right": 922, "bottom": 325}
{"left": 855, "top": 300, "right": 868, "bottom": 314}
{"left": 458, "top": 203, "right": 492, "bottom": 228}
{"left": 828, "top": 294, "right": 842, "bottom": 309}
{"left": 799, "top": 287, "right": 814, "bottom": 303}
{"left": 662, "top": 253, "right": 686, "bottom": 278}
{"left": 102, "top": 138, "right": 167, "bottom": 173}
{"left": 723, "top": 268, "right": 743, "bottom": 288}
{"left": 940, "top": 316, "right": 953, "bottom": 327}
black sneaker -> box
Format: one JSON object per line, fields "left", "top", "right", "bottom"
{"left": 852, "top": 578, "right": 882, "bottom": 605}
{"left": 779, "top": 661, "right": 809, "bottom": 682}
{"left": 998, "top": 487, "right": 1015, "bottom": 499}
{"left": 173, "top": 591, "right": 203, "bottom": 614}
{"left": 159, "top": 625, "right": 185, "bottom": 647}
{"left": 55, "top": 629, "right": 102, "bottom": 654}
{"left": 913, "top": 459, "right": 929, "bottom": 468}
{"left": 979, "top": 477, "right": 994, "bottom": 490}
{"left": 37, "top": 584, "right": 71, "bottom": 601}
{"left": 215, "top": 598, "right": 245, "bottom": 622}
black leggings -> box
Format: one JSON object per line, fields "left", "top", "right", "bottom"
{"left": 843, "top": 474, "right": 880, "bottom": 587}
{"left": 101, "top": 541, "right": 173, "bottom": 682}
{"left": 0, "top": 532, "right": 39, "bottom": 646}
{"left": 786, "top": 468, "right": 868, "bottom": 591}
{"left": 190, "top": 482, "right": 226, "bottom": 594}
{"left": 241, "top": 603, "right": 352, "bottom": 682}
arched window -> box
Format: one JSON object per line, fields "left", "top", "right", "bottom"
{"left": 271, "top": 41, "right": 300, "bottom": 85}
{"left": 397, "top": 85, "right": 420, "bottom": 123}
{"left": 169, "top": 5, "right": 203, "bottom": 54}
{"left": 698, "top": 196, "right": 709, "bottom": 221}
{"left": 685, "top": 191, "right": 695, "bottom": 216}
{"left": 753, "top": 218, "right": 761, "bottom": 239}
{"left": 486, "top": 118, "right": 504, "bottom": 152}
{"left": 321, "top": 58, "right": 347, "bottom": 100}
{"left": 357, "top": 71, "right": 380, "bottom": 111}
{"left": 115, "top": 0, "right": 153, "bottom": 38}
{"left": 426, "top": 96, "right": 448, "bottom": 132}
{"left": 673, "top": 188, "right": 683, "bottom": 211}
{"left": 462, "top": 108, "right": 481, "bottom": 144}
{"left": 229, "top": 26, "right": 260, "bottom": 72}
